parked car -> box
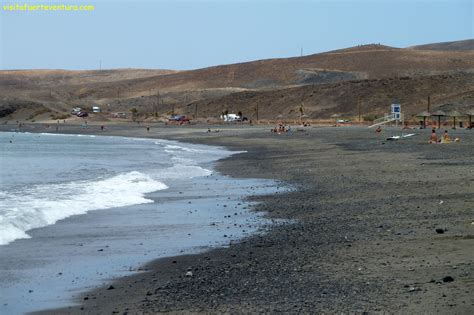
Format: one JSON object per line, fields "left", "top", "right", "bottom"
{"left": 113, "top": 112, "right": 127, "bottom": 118}
{"left": 221, "top": 114, "right": 247, "bottom": 122}
{"left": 77, "top": 111, "right": 88, "bottom": 117}
{"left": 168, "top": 115, "right": 190, "bottom": 123}
{"left": 71, "top": 107, "right": 82, "bottom": 115}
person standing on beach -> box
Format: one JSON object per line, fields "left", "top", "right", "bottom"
{"left": 429, "top": 128, "right": 438, "bottom": 144}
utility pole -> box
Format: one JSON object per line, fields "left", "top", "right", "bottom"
{"left": 256, "top": 103, "right": 259, "bottom": 121}
{"left": 155, "top": 90, "right": 160, "bottom": 117}
{"left": 358, "top": 97, "right": 361, "bottom": 124}
{"left": 228, "top": 70, "right": 235, "bottom": 83}
{"left": 427, "top": 95, "right": 431, "bottom": 112}
{"left": 300, "top": 47, "right": 303, "bottom": 57}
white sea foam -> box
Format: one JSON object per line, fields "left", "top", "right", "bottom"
{"left": 36, "top": 133, "right": 95, "bottom": 138}
{"left": 164, "top": 143, "right": 231, "bottom": 155}
{"left": 154, "top": 164, "right": 212, "bottom": 180}
{"left": 0, "top": 133, "right": 236, "bottom": 246}
{"left": 164, "top": 144, "right": 204, "bottom": 153}
{"left": 0, "top": 171, "right": 167, "bottom": 245}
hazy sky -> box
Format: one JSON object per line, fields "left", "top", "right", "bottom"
{"left": 0, "top": 0, "right": 472, "bottom": 70}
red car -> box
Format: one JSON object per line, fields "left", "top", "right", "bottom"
{"left": 168, "top": 115, "right": 190, "bottom": 123}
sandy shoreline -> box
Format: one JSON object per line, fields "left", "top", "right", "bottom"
{"left": 2, "top": 123, "right": 473, "bottom": 314}
{"left": 0, "top": 126, "right": 281, "bottom": 314}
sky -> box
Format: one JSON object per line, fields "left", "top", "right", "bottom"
{"left": 0, "top": 0, "right": 472, "bottom": 70}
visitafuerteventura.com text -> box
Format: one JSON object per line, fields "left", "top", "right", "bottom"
{"left": 2, "top": 3, "right": 95, "bottom": 12}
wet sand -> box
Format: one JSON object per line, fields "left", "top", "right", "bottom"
{"left": 3, "top": 123, "right": 473, "bottom": 314}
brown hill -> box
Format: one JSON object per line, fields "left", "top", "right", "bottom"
{"left": 1, "top": 41, "right": 474, "bottom": 121}
{"left": 410, "top": 39, "right": 474, "bottom": 52}
{"left": 0, "top": 69, "right": 176, "bottom": 88}
{"left": 174, "top": 72, "right": 474, "bottom": 121}
{"left": 56, "top": 46, "right": 474, "bottom": 101}
{"left": 4, "top": 44, "right": 473, "bottom": 101}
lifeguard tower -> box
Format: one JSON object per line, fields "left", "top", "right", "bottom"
{"left": 369, "top": 102, "right": 404, "bottom": 128}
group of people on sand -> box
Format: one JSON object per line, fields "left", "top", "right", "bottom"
{"left": 429, "top": 128, "right": 460, "bottom": 144}
{"left": 271, "top": 123, "right": 291, "bottom": 134}
{"left": 375, "top": 124, "right": 411, "bottom": 133}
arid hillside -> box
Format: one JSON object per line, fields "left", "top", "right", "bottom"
{"left": 410, "top": 39, "right": 474, "bottom": 52}
{"left": 0, "top": 69, "right": 177, "bottom": 87}
{"left": 1, "top": 40, "right": 473, "bottom": 122}
{"left": 177, "top": 72, "right": 474, "bottom": 121}
{"left": 47, "top": 45, "right": 474, "bottom": 101}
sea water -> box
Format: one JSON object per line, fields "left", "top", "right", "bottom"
{"left": 0, "top": 132, "right": 278, "bottom": 314}
{"left": 0, "top": 132, "right": 226, "bottom": 245}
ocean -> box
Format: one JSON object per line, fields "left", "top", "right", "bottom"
{"left": 0, "top": 132, "right": 227, "bottom": 245}
{"left": 0, "top": 132, "right": 277, "bottom": 314}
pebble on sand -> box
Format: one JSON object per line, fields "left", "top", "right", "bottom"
{"left": 442, "top": 276, "right": 454, "bottom": 283}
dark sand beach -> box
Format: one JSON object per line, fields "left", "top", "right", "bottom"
{"left": 3, "top": 123, "right": 473, "bottom": 314}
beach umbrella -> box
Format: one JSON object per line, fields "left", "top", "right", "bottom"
{"left": 331, "top": 114, "right": 341, "bottom": 125}
{"left": 299, "top": 113, "right": 308, "bottom": 122}
{"left": 416, "top": 111, "right": 431, "bottom": 128}
{"left": 276, "top": 114, "right": 284, "bottom": 123}
{"left": 447, "top": 110, "right": 464, "bottom": 129}
{"left": 464, "top": 108, "right": 474, "bottom": 128}
{"left": 431, "top": 110, "right": 446, "bottom": 129}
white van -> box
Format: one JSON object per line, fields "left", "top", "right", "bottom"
{"left": 92, "top": 106, "right": 101, "bottom": 113}
{"left": 221, "top": 114, "right": 240, "bottom": 122}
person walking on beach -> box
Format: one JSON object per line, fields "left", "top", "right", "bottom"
{"left": 146, "top": 126, "right": 150, "bottom": 133}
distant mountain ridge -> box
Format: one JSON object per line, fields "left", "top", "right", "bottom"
{"left": 1, "top": 39, "right": 473, "bottom": 121}
{"left": 410, "top": 39, "right": 474, "bottom": 51}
